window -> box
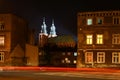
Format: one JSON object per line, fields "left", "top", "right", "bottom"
{"left": 0, "top": 52, "right": 4, "bottom": 62}
{"left": 112, "top": 52, "right": 120, "bottom": 63}
{"left": 97, "top": 52, "right": 105, "bottom": 63}
{"left": 74, "top": 52, "right": 77, "bottom": 56}
{"left": 62, "top": 60, "right": 65, "bottom": 63}
{"left": 113, "top": 17, "right": 119, "bottom": 24}
{"left": 67, "top": 60, "right": 70, "bottom": 63}
{"left": 62, "top": 52, "right": 65, "bottom": 55}
{"left": 67, "top": 52, "right": 71, "bottom": 55}
{"left": 0, "top": 36, "right": 4, "bottom": 46}
{"left": 73, "top": 60, "right": 77, "bottom": 64}
{"left": 39, "top": 52, "right": 42, "bottom": 55}
{"left": 87, "top": 19, "right": 92, "bottom": 25}
{"left": 85, "top": 52, "right": 93, "bottom": 63}
{"left": 96, "top": 34, "right": 103, "bottom": 44}
{"left": 97, "top": 18, "right": 103, "bottom": 24}
{"left": 65, "top": 58, "right": 68, "bottom": 61}
{"left": 112, "top": 34, "right": 120, "bottom": 44}
{"left": 65, "top": 58, "right": 70, "bottom": 63}
{"left": 86, "top": 35, "right": 93, "bottom": 44}
{"left": 0, "top": 23, "right": 4, "bottom": 30}
{"left": 64, "top": 58, "right": 70, "bottom": 63}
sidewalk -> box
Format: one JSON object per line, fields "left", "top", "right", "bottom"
{"left": 0, "top": 66, "right": 120, "bottom": 72}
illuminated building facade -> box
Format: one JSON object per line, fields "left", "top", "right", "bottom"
{"left": 0, "top": 13, "right": 27, "bottom": 66}
{"left": 77, "top": 11, "right": 120, "bottom": 68}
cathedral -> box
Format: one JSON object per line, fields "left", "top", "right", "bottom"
{"left": 39, "top": 18, "right": 57, "bottom": 47}
{"left": 38, "top": 18, "right": 77, "bottom": 67}
{"left": 40, "top": 17, "right": 57, "bottom": 37}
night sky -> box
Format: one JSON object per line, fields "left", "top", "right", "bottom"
{"left": 0, "top": 0, "right": 120, "bottom": 41}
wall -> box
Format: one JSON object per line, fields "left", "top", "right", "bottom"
{"left": 26, "top": 44, "right": 39, "bottom": 66}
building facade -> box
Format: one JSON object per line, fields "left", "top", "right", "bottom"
{"left": 0, "top": 13, "right": 27, "bottom": 66}
{"left": 26, "top": 44, "right": 39, "bottom": 66}
{"left": 77, "top": 11, "right": 120, "bottom": 68}
{"left": 44, "top": 35, "right": 77, "bottom": 67}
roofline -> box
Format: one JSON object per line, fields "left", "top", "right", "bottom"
{"left": 77, "top": 10, "right": 120, "bottom": 15}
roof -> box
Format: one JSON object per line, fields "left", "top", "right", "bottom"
{"left": 48, "top": 35, "right": 75, "bottom": 43}
{"left": 78, "top": 10, "right": 120, "bottom": 16}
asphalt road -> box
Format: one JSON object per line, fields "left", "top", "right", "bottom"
{"left": 0, "top": 70, "right": 119, "bottom": 80}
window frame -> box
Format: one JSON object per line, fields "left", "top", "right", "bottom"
{"left": 96, "top": 17, "right": 104, "bottom": 25}
{"left": 85, "top": 52, "right": 93, "bottom": 64}
{"left": 112, "top": 34, "right": 120, "bottom": 44}
{"left": 0, "top": 52, "right": 4, "bottom": 62}
{"left": 112, "top": 52, "right": 120, "bottom": 64}
{"left": 86, "top": 34, "right": 93, "bottom": 45}
{"left": 97, "top": 52, "right": 105, "bottom": 63}
{"left": 87, "top": 18, "right": 93, "bottom": 25}
{"left": 96, "top": 34, "right": 103, "bottom": 44}
{"left": 0, "top": 23, "right": 5, "bottom": 30}
{"left": 113, "top": 17, "right": 120, "bottom": 24}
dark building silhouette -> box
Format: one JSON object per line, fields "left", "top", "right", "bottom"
{"left": 44, "top": 35, "right": 77, "bottom": 67}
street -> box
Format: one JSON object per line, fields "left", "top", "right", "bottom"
{"left": 0, "top": 70, "right": 120, "bottom": 80}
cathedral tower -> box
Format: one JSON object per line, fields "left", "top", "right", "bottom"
{"left": 40, "top": 17, "right": 48, "bottom": 36}
{"left": 49, "top": 19, "right": 57, "bottom": 38}
{"left": 39, "top": 17, "right": 48, "bottom": 47}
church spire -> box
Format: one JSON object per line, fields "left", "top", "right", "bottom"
{"left": 43, "top": 17, "right": 45, "bottom": 24}
{"left": 52, "top": 19, "right": 54, "bottom": 25}
{"left": 41, "top": 17, "right": 48, "bottom": 36}
{"left": 49, "top": 19, "right": 57, "bottom": 38}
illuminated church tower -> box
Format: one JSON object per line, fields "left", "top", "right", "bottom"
{"left": 39, "top": 17, "right": 48, "bottom": 47}
{"left": 39, "top": 18, "right": 57, "bottom": 47}
{"left": 40, "top": 17, "right": 48, "bottom": 36}
{"left": 49, "top": 19, "right": 57, "bottom": 38}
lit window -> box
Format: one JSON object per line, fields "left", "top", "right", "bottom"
{"left": 0, "top": 36, "right": 4, "bottom": 46}
{"left": 85, "top": 52, "right": 93, "bottom": 63}
{"left": 87, "top": 19, "right": 92, "bottom": 25}
{"left": 65, "top": 58, "right": 68, "bottom": 61}
{"left": 86, "top": 35, "right": 93, "bottom": 44}
{"left": 97, "top": 52, "right": 105, "bottom": 63}
{"left": 112, "top": 52, "right": 120, "bottom": 63}
{"left": 74, "top": 52, "right": 77, "bottom": 56}
{"left": 112, "top": 34, "right": 120, "bottom": 44}
{"left": 73, "top": 60, "right": 76, "bottom": 64}
{"left": 0, "top": 52, "right": 4, "bottom": 62}
{"left": 64, "top": 58, "right": 70, "bottom": 63}
{"left": 96, "top": 34, "right": 103, "bottom": 44}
